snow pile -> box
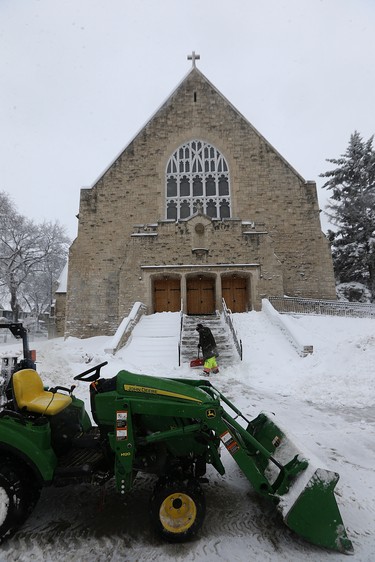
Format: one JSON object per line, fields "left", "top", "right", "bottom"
{"left": 232, "top": 312, "right": 375, "bottom": 409}
{"left": 336, "top": 282, "right": 372, "bottom": 303}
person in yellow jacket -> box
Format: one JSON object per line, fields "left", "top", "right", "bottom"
{"left": 196, "top": 323, "right": 219, "bottom": 375}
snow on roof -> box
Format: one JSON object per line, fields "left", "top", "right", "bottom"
{"left": 56, "top": 263, "right": 68, "bottom": 293}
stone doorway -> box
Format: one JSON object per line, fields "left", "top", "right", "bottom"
{"left": 186, "top": 275, "right": 215, "bottom": 315}
{"left": 153, "top": 277, "right": 181, "bottom": 312}
{"left": 222, "top": 274, "right": 248, "bottom": 312}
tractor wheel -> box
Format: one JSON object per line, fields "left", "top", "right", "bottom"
{"left": 0, "top": 459, "right": 41, "bottom": 543}
{"left": 150, "top": 479, "right": 205, "bottom": 542}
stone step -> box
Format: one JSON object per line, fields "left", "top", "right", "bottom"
{"left": 179, "top": 314, "right": 239, "bottom": 367}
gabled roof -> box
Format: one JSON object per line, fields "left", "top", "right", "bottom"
{"left": 88, "top": 66, "right": 306, "bottom": 188}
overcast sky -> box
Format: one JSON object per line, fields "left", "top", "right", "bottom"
{"left": 1, "top": 0, "right": 374, "bottom": 239}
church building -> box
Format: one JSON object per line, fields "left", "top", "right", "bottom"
{"left": 60, "top": 54, "right": 336, "bottom": 338}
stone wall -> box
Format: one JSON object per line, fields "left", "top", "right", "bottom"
{"left": 64, "top": 67, "right": 335, "bottom": 338}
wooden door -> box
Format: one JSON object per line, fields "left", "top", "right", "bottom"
{"left": 154, "top": 278, "right": 181, "bottom": 312}
{"left": 222, "top": 276, "right": 247, "bottom": 312}
{"left": 187, "top": 277, "right": 215, "bottom": 314}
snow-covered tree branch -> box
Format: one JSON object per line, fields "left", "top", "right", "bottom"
{"left": 0, "top": 192, "right": 70, "bottom": 321}
{"left": 320, "top": 131, "right": 375, "bottom": 302}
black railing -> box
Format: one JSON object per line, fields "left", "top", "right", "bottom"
{"left": 178, "top": 299, "right": 183, "bottom": 366}
{"left": 221, "top": 299, "right": 243, "bottom": 360}
{"left": 269, "top": 297, "right": 375, "bottom": 319}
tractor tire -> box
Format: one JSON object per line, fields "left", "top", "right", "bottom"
{"left": 150, "top": 478, "right": 205, "bottom": 542}
{"left": 0, "top": 459, "right": 41, "bottom": 543}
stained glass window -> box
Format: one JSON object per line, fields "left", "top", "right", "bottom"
{"left": 166, "top": 140, "right": 231, "bottom": 220}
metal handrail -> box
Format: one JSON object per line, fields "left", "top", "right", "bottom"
{"left": 269, "top": 296, "right": 375, "bottom": 319}
{"left": 178, "top": 299, "right": 183, "bottom": 366}
{"left": 221, "top": 298, "right": 243, "bottom": 360}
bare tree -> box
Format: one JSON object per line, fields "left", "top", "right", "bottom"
{"left": 0, "top": 192, "right": 70, "bottom": 321}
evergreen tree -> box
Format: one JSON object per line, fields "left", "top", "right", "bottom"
{"left": 320, "top": 131, "right": 375, "bottom": 301}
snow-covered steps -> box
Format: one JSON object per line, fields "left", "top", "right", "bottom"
{"left": 113, "top": 312, "right": 239, "bottom": 370}
{"left": 114, "top": 312, "right": 181, "bottom": 369}
{"left": 179, "top": 314, "right": 239, "bottom": 368}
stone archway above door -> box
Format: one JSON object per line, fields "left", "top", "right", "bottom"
{"left": 142, "top": 264, "right": 260, "bottom": 314}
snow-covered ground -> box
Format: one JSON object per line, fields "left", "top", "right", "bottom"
{"left": 0, "top": 310, "right": 374, "bottom": 562}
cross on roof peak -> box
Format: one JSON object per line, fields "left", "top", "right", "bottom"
{"left": 187, "top": 51, "right": 200, "bottom": 68}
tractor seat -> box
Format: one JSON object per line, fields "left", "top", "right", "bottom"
{"left": 12, "top": 369, "right": 72, "bottom": 415}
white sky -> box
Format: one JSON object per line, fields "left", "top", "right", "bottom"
{"left": 1, "top": 0, "right": 374, "bottom": 239}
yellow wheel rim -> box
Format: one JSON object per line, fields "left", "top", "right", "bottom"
{"left": 159, "top": 492, "right": 197, "bottom": 534}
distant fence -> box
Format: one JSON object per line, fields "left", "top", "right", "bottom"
{"left": 269, "top": 297, "right": 375, "bottom": 319}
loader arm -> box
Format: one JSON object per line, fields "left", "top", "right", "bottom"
{"left": 200, "top": 381, "right": 353, "bottom": 554}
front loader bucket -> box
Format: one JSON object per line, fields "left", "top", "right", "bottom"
{"left": 283, "top": 468, "right": 353, "bottom": 553}
{"left": 246, "top": 412, "right": 354, "bottom": 554}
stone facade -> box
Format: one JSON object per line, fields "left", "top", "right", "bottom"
{"left": 61, "top": 66, "right": 335, "bottom": 338}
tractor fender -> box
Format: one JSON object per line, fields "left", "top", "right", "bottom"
{"left": 0, "top": 417, "right": 57, "bottom": 484}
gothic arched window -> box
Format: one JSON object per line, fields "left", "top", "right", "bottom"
{"left": 166, "top": 140, "right": 231, "bottom": 220}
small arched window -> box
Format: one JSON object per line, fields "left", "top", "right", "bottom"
{"left": 166, "top": 140, "right": 231, "bottom": 220}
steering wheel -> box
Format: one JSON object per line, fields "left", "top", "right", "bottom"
{"left": 74, "top": 361, "right": 108, "bottom": 382}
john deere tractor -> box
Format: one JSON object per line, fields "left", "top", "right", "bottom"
{"left": 0, "top": 323, "right": 353, "bottom": 553}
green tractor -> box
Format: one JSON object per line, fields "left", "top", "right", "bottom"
{"left": 0, "top": 323, "right": 353, "bottom": 553}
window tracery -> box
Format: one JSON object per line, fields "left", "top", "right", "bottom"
{"left": 166, "top": 140, "right": 231, "bottom": 220}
